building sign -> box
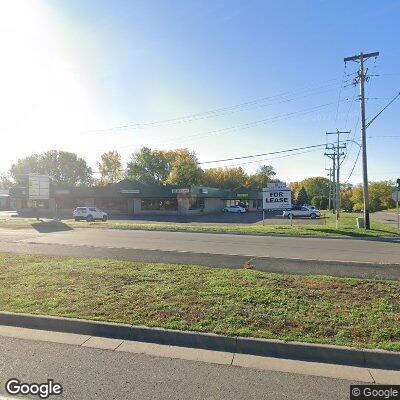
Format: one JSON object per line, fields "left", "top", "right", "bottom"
{"left": 262, "top": 182, "right": 291, "bottom": 210}
{"left": 200, "top": 188, "right": 208, "bottom": 194}
{"left": 172, "top": 188, "right": 190, "bottom": 194}
{"left": 120, "top": 189, "right": 140, "bottom": 194}
{"left": 55, "top": 189, "right": 70, "bottom": 195}
{"left": 237, "top": 193, "right": 249, "bottom": 198}
{"left": 28, "top": 174, "right": 50, "bottom": 200}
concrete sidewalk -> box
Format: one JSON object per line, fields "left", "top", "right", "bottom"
{"left": 0, "top": 324, "right": 398, "bottom": 384}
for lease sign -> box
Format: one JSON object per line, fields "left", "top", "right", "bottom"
{"left": 262, "top": 189, "right": 292, "bottom": 210}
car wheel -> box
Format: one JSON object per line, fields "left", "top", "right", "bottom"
{"left": 310, "top": 213, "right": 317, "bottom": 219}
{"left": 287, "top": 213, "right": 293, "bottom": 219}
{"left": 86, "top": 215, "right": 94, "bottom": 222}
{"left": 102, "top": 215, "right": 108, "bottom": 222}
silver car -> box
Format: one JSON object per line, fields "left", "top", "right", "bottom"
{"left": 282, "top": 206, "right": 321, "bottom": 219}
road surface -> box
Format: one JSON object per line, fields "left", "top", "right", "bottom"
{"left": 0, "top": 335, "right": 359, "bottom": 400}
{"left": 11, "top": 227, "right": 400, "bottom": 264}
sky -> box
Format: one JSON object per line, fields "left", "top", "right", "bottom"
{"left": 0, "top": 0, "right": 399, "bottom": 184}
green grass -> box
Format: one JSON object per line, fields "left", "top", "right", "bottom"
{"left": 0, "top": 212, "right": 398, "bottom": 238}
{"left": 0, "top": 252, "right": 399, "bottom": 351}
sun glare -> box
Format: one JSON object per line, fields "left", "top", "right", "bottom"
{"left": 0, "top": 0, "right": 95, "bottom": 171}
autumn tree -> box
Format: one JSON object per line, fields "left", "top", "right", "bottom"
{"left": 10, "top": 150, "right": 92, "bottom": 187}
{"left": 97, "top": 151, "right": 123, "bottom": 185}
{"left": 166, "top": 149, "right": 203, "bottom": 186}
{"left": 202, "top": 167, "right": 248, "bottom": 189}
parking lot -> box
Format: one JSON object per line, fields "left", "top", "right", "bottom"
{"left": 1, "top": 210, "right": 326, "bottom": 226}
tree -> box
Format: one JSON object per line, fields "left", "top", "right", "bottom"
{"left": 296, "top": 186, "right": 309, "bottom": 205}
{"left": 166, "top": 149, "right": 203, "bottom": 186}
{"left": 97, "top": 151, "right": 123, "bottom": 185}
{"left": 340, "top": 187, "right": 354, "bottom": 212}
{"left": 10, "top": 150, "right": 92, "bottom": 187}
{"left": 0, "top": 173, "right": 14, "bottom": 188}
{"left": 126, "top": 147, "right": 175, "bottom": 184}
{"left": 298, "top": 177, "right": 330, "bottom": 199}
{"left": 311, "top": 195, "right": 329, "bottom": 210}
{"left": 247, "top": 165, "right": 276, "bottom": 189}
{"left": 350, "top": 186, "right": 364, "bottom": 212}
{"left": 202, "top": 167, "right": 248, "bottom": 189}
{"left": 369, "top": 181, "right": 395, "bottom": 211}
{"left": 350, "top": 181, "right": 395, "bottom": 212}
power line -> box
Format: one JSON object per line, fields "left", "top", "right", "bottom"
{"left": 83, "top": 77, "right": 352, "bottom": 135}
{"left": 198, "top": 141, "right": 345, "bottom": 165}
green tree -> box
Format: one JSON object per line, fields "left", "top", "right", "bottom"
{"left": 10, "top": 150, "right": 92, "bottom": 187}
{"left": 0, "top": 173, "right": 14, "bottom": 188}
{"left": 311, "top": 195, "right": 328, "bottom": 209}
{"left": 340, "top": 187, "right": 354, "bottom": 212}
{"left": 247, "top": 165, "right": 276, "bottom": 189}
{"left": 299, "top": 176, "right": 330, "bottom": 199}
{"left": 369, "top": 181, "right": 395, "bottom": 211}
{"left": 296, "top": 186, "right": 309, "bottom": 205}
{"left": 350, "top": 181, "right": 395, "bottom": 212}
{"left": 97, "top": 151, "right": 123, "bottom": 185}
{"left": 166, "top": 149, "right": 203, "bottom": 186}
{"left": 126, "top": 147, "right": 174, "bottom": 184}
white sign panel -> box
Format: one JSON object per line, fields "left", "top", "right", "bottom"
{"left": 392, "top": 191, "right": 399, "bottom": 203}
{"left": 263, "top": 189, "right": 292, "bottom": 210}
{"left": 120, "top": 189, "right": 140, "bottom": 194}
{"left": 29, "top": 174, "right": 50, "bottom": 200}
{"left": 172, "top": 188, "right": 190, "bottom": 194}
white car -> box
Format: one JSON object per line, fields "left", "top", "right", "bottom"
{"left": 222, "top": 205, "right": 247, "bottom": 213}
{"left": 73, "top": 207, "right": 108, "bottom": 222}
{"left": 282, "top": 206, "right": 321, "bottom": 219}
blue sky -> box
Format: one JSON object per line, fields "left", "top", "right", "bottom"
{"left": 0, "top": 0, "right": 399, "bottom": 184}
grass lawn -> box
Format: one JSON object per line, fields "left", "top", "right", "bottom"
{"left": 0, "top": 252, "right": 399, "bottom": 351}
{"left": 0, "top": 212, "right": 398, "bottom": 238}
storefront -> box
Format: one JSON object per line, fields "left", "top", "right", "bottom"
{"left": 10, "top": 180, "right": 240, "bottom": 216}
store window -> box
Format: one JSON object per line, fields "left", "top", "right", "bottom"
{"left": 189, "top": 197, "right": 205, "bottom": 210}
{"left": 141, "top": 198, "right": 178, "bottom": 211}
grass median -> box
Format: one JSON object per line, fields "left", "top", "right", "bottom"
{"left": 0, "top": 252, "right": 399, "bottom": 351}
{"left": 0, "top": 212, "right": 399, "bottom": 238}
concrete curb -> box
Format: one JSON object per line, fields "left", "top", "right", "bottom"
{"left": 0, "top": 312, "right": 399, "bottom": 371}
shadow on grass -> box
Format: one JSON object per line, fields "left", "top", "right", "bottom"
{"left": 309, "top": 227, "right": 399, "bottom": 242}
{"left": 31, "top": 220, "right": 73, "bottom": 233}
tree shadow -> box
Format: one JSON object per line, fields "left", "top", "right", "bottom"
{"left": 31, "top": 220, "right": 73, "bottom": 233}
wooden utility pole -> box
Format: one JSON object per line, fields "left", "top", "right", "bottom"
{"left": 344, "top": 51, "right": 379, "bottom": 229}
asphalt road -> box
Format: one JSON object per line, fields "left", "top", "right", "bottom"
{"left": 0, "top": 335, "right": 358, "bottom": 400}
{"left": 16, "top": 227, "right": 400, "bottom": 264}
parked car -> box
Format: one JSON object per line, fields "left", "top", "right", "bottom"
{"left": 73, "top": 207, "right": 108, "bottom": 222}
{"left": 282, "top": 206, "right": 321, "bottom": 219}
{"left": 222, "top": 205, "right": 247, "bottom": 213}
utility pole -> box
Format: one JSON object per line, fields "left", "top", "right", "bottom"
{"left": 325, "top": 167, "right": 333, "bottom": 210}
{"left": 326, "top": 131, "right": 348, "bottom": 227}
{"left": 344, "top": 51, "right": 379, "bottom": 229}
{"left": 324, "top": 148, "right": 336, "bottom": 215}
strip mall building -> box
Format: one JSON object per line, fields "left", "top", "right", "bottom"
{"left": 11, "top": 179, "right": 262, "bottom": 216}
